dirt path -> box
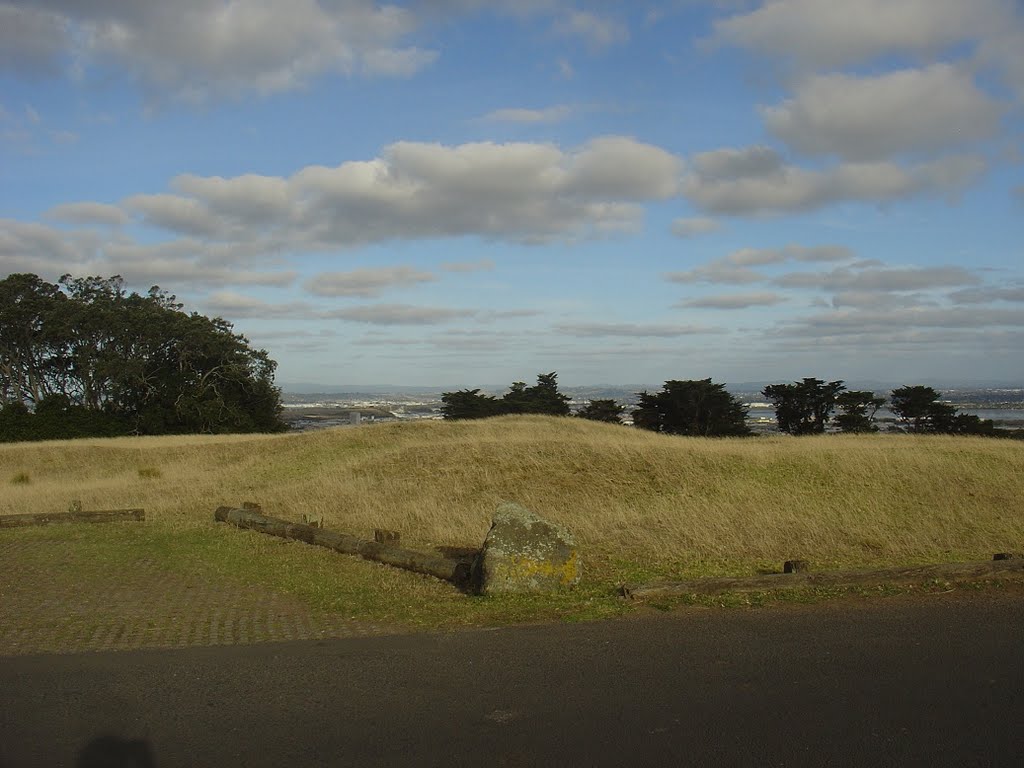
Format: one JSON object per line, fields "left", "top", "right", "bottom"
{"left": 0, "top": 535, "right": 399, "bottom": 657}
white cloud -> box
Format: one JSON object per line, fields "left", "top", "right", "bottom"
{"left": 677, "top": 292, "right": 785, "bottom": 309}
{"left": 122, "top": 137, "right": 680, "bottom": 246}
{"left": 554, "top": 11, "right": 629, "bottom": 48}
{"left": 441, "top": 259, "right": 495, "bottom": 272}
{"left": 204, "top": 291, "right": 311, "bottom": 319}
{"left": 727, "top": 244, "right": 854, "bottom": 266}
{"left": 830, "top": 292, "right": 936, "bottom": 310}
{"left": 482, "top": 105, "right": 574, "bottom": 123}
{"left": 671, "top": 217, "right": 721, "bottom": 237}
{"left": 949, "top": 285, "right": 1024, "bottom": 304}
{"left": 664, "top": 244, "right": 854, "bottom": 284}
{"left": 0, "top": 0, "right": 437, "bottom": 103}
{"left": 692, "top": 146, "right": 783, "bottom": 179}
{"left": 774, "top": 265, "right": 980, "bottom": 292}
{"left": 762, "top": 65, "right": 1003, "bottom": 161}
{"left": 563, "top": 136, "right": 681, "bottom": 200}
{"left": 0, "top": 219, "right": 295, "bottom": 289}
{"left": 0, "top": 5, "right": 66, "bottom": 75}
{"left": 305, "top": 266, "right": 436, "bottom": 298}
{"left": 45, "top": 202, "right": 129, "bottom": 227}
{"left": 361, "top": 47, "right": 439, "bottom": 77}
{"left": 123, "top": 193, "right": 224, "bottom": 238}
{"left": 684, "top": 146, "right": 986, "bottom": 215}
{"left": 711, "top": 0, "right": 1008, "bottom": 69}
{"left": 554, "top": 322, "right": 721, "bottom": 337}
{"left": 325, "top": 303, "right": 477, "bottom": 325}
{"left": 665, "top": 263, "right": 764, "bottom": 286}
{"left": 780, "top": 306, "right": 1024, "bottom": 335}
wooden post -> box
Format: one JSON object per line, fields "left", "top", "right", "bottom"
{"left": 374, "top": 529, "right": 400, "bottom": 545}
{"left": 214, "top": 506, "right": 471, "bottom": 586}
{"left": 0, "top": 509, "right": 145, "bottom": 529}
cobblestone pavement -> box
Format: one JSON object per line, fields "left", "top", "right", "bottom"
{"left": 0, "top": 536, "right": 400, "bottom": 657}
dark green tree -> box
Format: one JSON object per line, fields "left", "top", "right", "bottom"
{"left": 890, "top": 386, "right": 956, "bottom": 433}
{"left": 508, "top": 372, "right": 570, "bottom": 416}
{"left": 0, "top": 273, "right": 286, "bottom": 440}
{"left": 0, "top": 273, "right": 66, "bottom": 406}
{"left": 632, "top": 379, "right": 750, "bottom": 437}
{"left": 834, "top": 390, "right": 886, "bottom": 433}
{"left": 441, "top": 372, "right": 571, "bottom": 420}
{"left": 762, "top": 378, "right": 845, "bottom": 435}
{"left": 440, "top": 388, "right": 503, "bottom": 420}
{"left": 889, "top": 385, "right": 994, "bottom": 435}
{"left": 576, "top": 399, "right": 625, "bottom": 424}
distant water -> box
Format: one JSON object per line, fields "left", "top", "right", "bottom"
{"left": 746, "top": 407, "right": 1024, "bottom": 425}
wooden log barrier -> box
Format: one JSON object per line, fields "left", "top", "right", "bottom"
{"left": 0, "top": 508, "right": 145, "bottom": 529}
{"left": 214, "top": 506, "right": 472, "bottom": 586}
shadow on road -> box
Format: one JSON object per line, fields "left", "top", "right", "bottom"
{"left": 77, "top": 735, "right": 156, "bottom": 768}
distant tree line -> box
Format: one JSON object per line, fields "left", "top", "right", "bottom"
{"left": 0, "top": 273, "right": 286, "bottom": 441}
{"left": 759, "top": 378, "right": 1002, "bottom": 436}
{"left": 441, "top": 373, "right": 571, "bottom": 419}
{"left": 442, "top": 372, "right": 1016, "bottom": 439}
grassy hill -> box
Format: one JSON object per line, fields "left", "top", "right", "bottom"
{"left": 3, "top": 416, "right": 1023, "bottom": 624}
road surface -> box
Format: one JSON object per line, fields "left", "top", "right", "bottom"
{"left": 2, "top": 588, "right": 1022, "bottom": 767}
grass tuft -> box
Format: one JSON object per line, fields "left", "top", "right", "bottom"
{"left": 137, "top": 466, "right": 163, "bottom": 479}
{"left": 10, "top": 471, "right": 30, "bottom": 485}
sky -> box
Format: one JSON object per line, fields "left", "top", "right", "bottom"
{"left": 1, "top": 0, "right": 1022, "bottom": 389}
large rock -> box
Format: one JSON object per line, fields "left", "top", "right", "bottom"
{"left": 474, "top": 503, "right": 582, "bottom": 595}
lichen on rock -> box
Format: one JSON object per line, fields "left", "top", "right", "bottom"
{"left": 473, "top": 502, "right": 582, "bottom": 595}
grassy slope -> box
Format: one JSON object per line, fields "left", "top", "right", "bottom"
{"left": 3, "top": 416, "right": 1023, "bottom": 624}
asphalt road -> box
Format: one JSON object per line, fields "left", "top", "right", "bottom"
{"left": 2, "top": 589, "right": 1022, "bottom": 767}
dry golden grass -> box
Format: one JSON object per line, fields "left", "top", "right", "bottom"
{"left": 2, "top": 415, "right": 1022, "bottom": 583}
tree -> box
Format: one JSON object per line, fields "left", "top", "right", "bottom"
{"left": 0, "top": 273, "right": 286, "bottom": 440}
{"left": 890, "top": 386, "right": 955, "bottom": 433}
{"left": 834, "top": 391, "right": 886, "bottom": 433}
{"left": 440, "top": 389, "right": 503, "bottom": 420}
{"left": 576, "top": 399, "right": 625, "bottom": 424}
{"left": 890, "top": 385, "right": 994, "bottom": 435}
{"left": 762, "top": 378, "right": 845, "bottom": 435}
{"left": 441, "top": 372, "right": 571, "bottom": 420}
{"left": 632, "top": 379, "right": 750, "bottom": 437}
{"left": 510, "top": 372, "right": 570, "bottom": 416}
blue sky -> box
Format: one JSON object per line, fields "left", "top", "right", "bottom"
{"left": 1, "top": 0, "right": 1022, "bottom": 388}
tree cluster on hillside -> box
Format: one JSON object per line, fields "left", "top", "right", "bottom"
{"left": 0, "top": 273, "right": 285, "bottom": 441}
{"left": 441, "top": 372, "right": 571, "bottom": 420}
{"left": 633, "top": 379, "right": 750, "bottom": 437}
{"left": 761, "top": 379, "right": 997, "bottom": 436}
{"left": 575, "top": 398, "right": 626, "bottom": 424}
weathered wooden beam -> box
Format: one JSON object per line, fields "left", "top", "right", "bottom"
{"left": 214, "top": 506, "right": 472, "bottom": 586}
{"left": 0, "top": 508, "right": 145, "bottom": 529}
{"left": 620, "top": 558, "right": 1024, "bottom": 599}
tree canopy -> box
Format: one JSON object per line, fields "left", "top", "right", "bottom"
{"left": 834, "top": 390, "right": 887, "bottom": 433}
{"left": 890, "top": 385, "right": 994, "bottom": 435}
{"left": 0, "top": 273, "right": 285, "bottom": 440}
{"left": 632, "top": 379, "right": 750, "bottom": 437}
{"left": 576, "top": 398, "right": 625, "bottom": 424}
{"left": 762, "top": 378, "right": 845, "bottom": 435}
{"left": 441, "top": 372, "right": 571, "bottom": 420}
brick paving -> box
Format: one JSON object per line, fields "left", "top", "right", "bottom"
{"left": 0, "top": 536, "right": 400, "bottom": 657}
